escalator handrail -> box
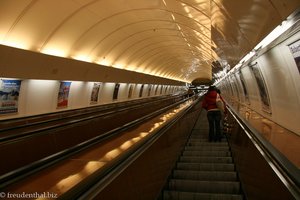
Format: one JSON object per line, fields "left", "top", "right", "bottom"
{"left": 0, "top": 95, "right": 182, "bottom": 143}
{"left": 226, "top": 105, "right": 300, "bottom": 199}
{"left": 0, "top": 94, "right": 179, "bottom": 132}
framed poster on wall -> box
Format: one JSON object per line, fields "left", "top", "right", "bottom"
{"left": 229, "top": 75, "right": 240, "bottom": 102}
{"left": 113, "top": 83, "right": 120, "bottom": 100}
{"left": 155, "top": 85, "right": 159, "bottom": 95}
{"left": 250, "top": 63, "right": 271, "bottom": 113}
{"left": 57, "top": 81, "right": 71, "bottom": 108}
{"left": 148, "top": 84, "right": 152, "bottom": 96}
{"left": 236, "top": 71, "right": 250, "bottom": 105}
{"left": 90, "top": 82, "right": 101, "bottom": 104}
{"left": 139, "top": 84, "right": 144, "bottom": 97}
{"left": 128, "top": 84, "right": 134, "bottom": 99}
{"left": 160, "top": 85, "right": 163, "bottom": 94}
{"left": 0, "top": 79, "right": 21, "bottom": 114}
{"left": 164, "top": 86, "right": 168, "bottom": 93}
{"left": 288, "top": 39, "right": 300, "bottom": 74}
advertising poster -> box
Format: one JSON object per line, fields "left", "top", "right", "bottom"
{"left": 288, "top": 39, "right": 300, "bottom": 74}
{"left": 90, "top": 82, "right": 101, "bottom": 104}
{"left": 155, "top": 85, "right": 159, "bottom": 95}
{"left": 164, "top": 86, "right": 168, "bottom": 93}
{"left": 128, "top": 84, "right": 133, "bottom": 99}
{"left": 148, "top": 85, "right": 152, "bottom": 96}
{"left": 237, "top": 70, "right": 250, "bottom": 104}
{"left": 57, "top": 81, "right": 71, "bottom": 108}
{"left": 139, "top": 84, "right": 144, "bottom": 97}
{"left": 113, "top": 83, "right": 120, "bottom": 100}
{"left": 0, "top": 79, "right": 21, "bottom": 114}
{"left": 229, "top": 75, "right": 240, "bottom": 102}
{"left": 160, "top": 85, "right": 163, "bottom": 94}
{"left": 250, "top": 64, "right": 271, "bottom": 113}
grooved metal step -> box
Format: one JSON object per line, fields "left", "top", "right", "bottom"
{"left": 176, "top": 163, "right": 235, "bottom": 171}
{"left": 163, "top": 191, "right": 243, "bottom": 200}
{"left": 168, "top": 179, "right": 241, "bottom": 194}
{"left": 187, "top": 141, "right": 228, "bottom": 146}
{"left": 173, "top": 170, "right": 238, "bottom": 181}
{"left": 184, "top": 146, "right": 230, "bottom": 151}
{"left": 182, "top": 150, "right": 231, "bottom": 157}
{"left": 179, "top": 156, "right": 233, "bottom": 163}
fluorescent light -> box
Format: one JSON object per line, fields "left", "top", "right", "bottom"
{"left": 254, "top": 18, "right": 295, "bottom": 51}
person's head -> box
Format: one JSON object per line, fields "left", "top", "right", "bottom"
{"left": 208, "top": 85, "right": 216, "bottom": 91}
{"left": 216, "top": 88, "right": 221, "bottom": 94}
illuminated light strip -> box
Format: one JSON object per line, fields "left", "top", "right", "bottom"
{"left": 40, "top": 48, "right": 68, "bottom": 57}
{"left": 162, "top": 0, "right": 167, "bottom": 6}
{"left": 254, "top": 19, "right": 296, "bottom": 51}
{"left": 1, "top": 40, "right": 29, "bottom": 50}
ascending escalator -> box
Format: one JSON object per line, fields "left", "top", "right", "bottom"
{"left": 162, "top": 111, "right": 244, "bottom": 200}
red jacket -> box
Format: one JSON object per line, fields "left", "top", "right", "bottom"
{"left": 202, "top": 90, "right": 226, "bottom": 112}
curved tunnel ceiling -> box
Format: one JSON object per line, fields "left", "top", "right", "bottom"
{"left": 0, "top": 0, "right": 299, "bottom": 83}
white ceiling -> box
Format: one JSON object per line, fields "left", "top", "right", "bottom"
{"left": 0, "top": 0, "right": 299, "bottom": 84}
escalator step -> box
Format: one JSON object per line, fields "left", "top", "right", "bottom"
{"left": 179, "top": 156, "right": 232, "bottom": 163}
{"left": 176, "top": 163, "right": 235, "bottom": 171}
{"left": 163, "top": 191, "right": 243, "bottom": 200}
{"left": 182, "top": 150, "right": 231, "bottom": 157}
{"left": 184, "top": 146, "right": 230, "bottom": 151}
{"left": 161, "top": 116, "right": 244, "bottom": 199}
{"left": 173, "top": 170, "right": 238, "bottom": 181}
{"left": 189, "top": 135, "right": 207, "bottom": 139}
{"left": 168, "top": 179, "right": 241, "bottom": 194}
{"left": 188, "top": 139, "right": 212, "bottom": 143}
{"left": 188, "top": 138, "right": 226, "bottom": 141}
{"left": 187, "top": 141, "right": 228, "bottom": 146}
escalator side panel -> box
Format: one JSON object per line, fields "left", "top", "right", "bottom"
{"left": 227, "top": 115, "right": 295, "bottom": 200}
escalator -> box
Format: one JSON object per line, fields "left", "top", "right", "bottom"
{"left": 6, "top": 95, "right": 295, "bottom": 200}
{"left": 162, "top": 111, "right": 244, "bottom": 200}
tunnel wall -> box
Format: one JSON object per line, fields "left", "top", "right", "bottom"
{"left": 218, "top": 23, "right": 300, "bottom": 135}
{"left": 0, "top": 78, "right": 185, "bottom": 120}
{"left": 0, "top": 44, "right": 187, "bottom": 120}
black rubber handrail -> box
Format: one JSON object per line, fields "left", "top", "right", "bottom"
{"left": 0, "top": 94, "right": 166, "bottom": 123}
{"left": 0, "top": 94, "right": 178, "bottom": 132}
{"left": 0, "top": 95, "right": 181, "bottom": 143}
{"left": 227, "top": 105, "right": 300, "bottom": 199}
{"left": 0, "top": 97, "right": 190, "bottom": 190}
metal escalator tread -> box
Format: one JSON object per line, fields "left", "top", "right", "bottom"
{"left": 163, "top": 127, "right": 244, "bottom": 200}
{"left": 176, "top": 163, "right": 235, "bottom": 171}
{"left": 173, "top": 170, "right": 238, "bottom": 181}
{"left": 163, "top": 191, "right": 243, "bottom": 200}
{"left": 179, "top": 156, "right": 233, "bottom": 163}
{"left": 168, "top": 179, "right": 240, "bottom": 193}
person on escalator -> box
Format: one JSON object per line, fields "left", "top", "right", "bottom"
{"left": 201, "top": 86, "right": 226, "bottom": 142}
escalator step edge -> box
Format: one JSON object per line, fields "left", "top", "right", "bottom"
{"left": 163, "top": 191, "right": 243, "bottom": 200}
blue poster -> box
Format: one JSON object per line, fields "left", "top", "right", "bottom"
{"left": 0, "top": 79, "right": 21, "bottom": 114}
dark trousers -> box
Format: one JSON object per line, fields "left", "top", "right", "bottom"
{"left": 207, "top": 110, "right": 222, "bottom": 141}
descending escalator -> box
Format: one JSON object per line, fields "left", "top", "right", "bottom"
{"left": 162, "top": 111, "right": 244, "bottom": 200}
